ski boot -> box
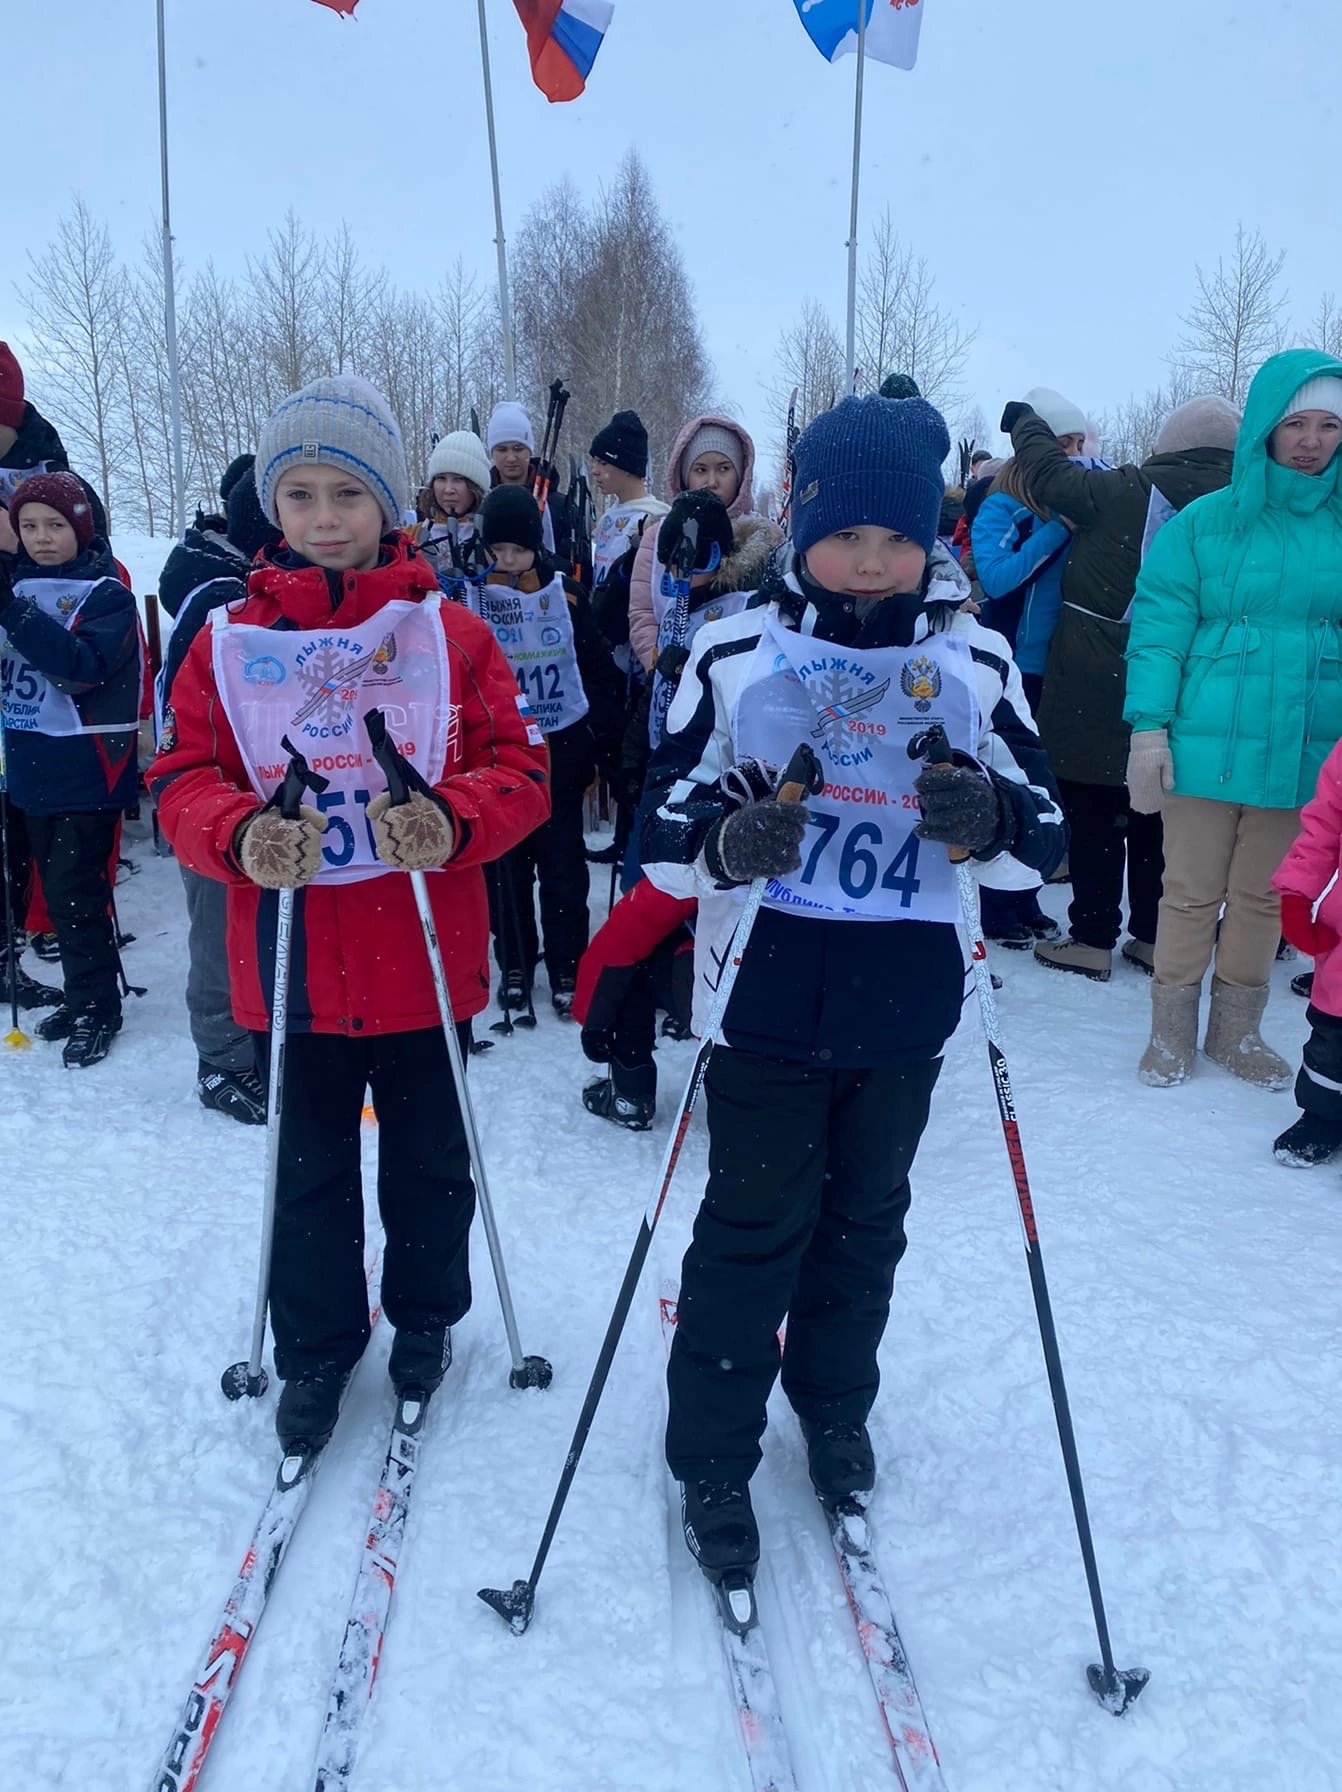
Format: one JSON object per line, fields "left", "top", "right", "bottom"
{"left": 1292, "top": 971, "right": 1315, "bottom": 1000}
{"left": 582, "top": 1061, "right": 655, "bottom": 1131}
{"left": 799, "top": 1418, "right": 876, "bottom": 1506}
{"left": 29, "top": 930, "right": 61, "bottom": 963}
{"left": 499, "top": 968, "right": 531, "bottom": 1011}
{"left": 62, "top": 1009, "right": 122, "bottom": 1069}
{"left": 550, "top": 974, "right": 577, "bottom": 1019}
{"left": 389, "top": 1325, "right": 453, "bottom": 1395}
{"left": 276, "top": 1367, "right": 351, "bottom": 1455}
{"left": 1, "top": 947, "right": 61, "bottom": 1010}
{"left": 681, "top": 1479, "right": 760, "bottom": 1634}
{"left": 197, "top": 1060, "right": 267, "bottom": 1125}
{"left": 985, "top": 921, "right": 1033, "bottom": 951}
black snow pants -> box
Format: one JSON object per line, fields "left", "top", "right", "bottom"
{"left": 25, "top": 809, "right": 121, "bottom": 1016}
{"left": 666, "top": 1047, "right": 941, "bottom": 1484}
{"left": 259, "top": 1025, "right": 476, "bottom": 1380}
{"left": 1296, "top": 1004, "right": 1342, "bottom": 1128}
{"left": 488, "top": 780, "right": 590, "bottom": 987}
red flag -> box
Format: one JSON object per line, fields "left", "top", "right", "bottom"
{"left": 311, "top": 0, "right": 359, "bottom": 15}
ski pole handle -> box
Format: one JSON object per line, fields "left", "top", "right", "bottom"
{"left": 776, "top": 742, "right": 825, "bottom": 806}
{"left": 275, "top": 735, "right": 329, "bottom": 822}
{"left": 363, "top": 707, "right": 444, "bottom": 811}
{"left": 364, "top": 708, "right": 408, "bottom": 807}
{"left": 907, "top": 723, "right": 973, "bottom": 864}
{"left": 671, "top": 515, "right": 700, "bottom": 586}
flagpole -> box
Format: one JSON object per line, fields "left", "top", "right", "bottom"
{"left": 844, "top": 0, "right": 869, "bottom": 396}
{"left": 476, "top": 0, "right": 518, "bottom": 400}
{"left": 156, "top": 0, "right": 187, "bottom": 538}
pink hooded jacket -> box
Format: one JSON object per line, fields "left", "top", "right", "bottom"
{"left": 628, "top": 413, "right": 782, "bottom": 673}
{"left": 1273, "top": 736, "right": 1342, "bottom": 1018}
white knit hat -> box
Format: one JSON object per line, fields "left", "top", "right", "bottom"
{"left": 1278, "top": 377, "right": 1342, "bottom": 425}
{"left": 257, "top": 374, "right": 408, "bottom": 529}
{"left": 486, "top": 401, "right": 535, "bottom": 454}
{"left": 1023, "top": 386, "right": 1089, "bottom": 441}
{"left": 427, "top": 430, "right": 491, "bottom": 494}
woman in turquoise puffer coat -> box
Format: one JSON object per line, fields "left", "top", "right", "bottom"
{"left": 1124, "top": 347, "right": 1342, "bottom": 1088}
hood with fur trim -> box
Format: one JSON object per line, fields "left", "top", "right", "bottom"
{"left": 664, "top": 412, "right": 760, "bottom": 518}
{"left": 718, "top": 512, "right": 784, "bottom": 593}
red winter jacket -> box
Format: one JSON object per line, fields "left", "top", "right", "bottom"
{"left": 573, "top": 875, "right": 696, "bottom": 1030}
{"left": 149, "top": 537, "right": 550, "bottom": 1035}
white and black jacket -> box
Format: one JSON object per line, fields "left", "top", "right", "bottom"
{"left": 639, "top": 546, "right": 1066, "bottom": 1067}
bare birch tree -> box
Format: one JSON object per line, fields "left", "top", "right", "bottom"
{"left": 1175, "top": 225, "right": 1286, "bottom": 407}
{"left": 18, "top": 197, "right": 129, "bottom": 517}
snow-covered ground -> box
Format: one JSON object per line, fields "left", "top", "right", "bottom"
{"left": 4, "top": 802, "right": 1342, "bottom": 1790}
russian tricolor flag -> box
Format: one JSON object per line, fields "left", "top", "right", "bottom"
{"left": 512, "top": 0, "right": 614, "bottom": 103}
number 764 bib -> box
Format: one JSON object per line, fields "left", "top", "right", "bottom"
{"left": 730, "top": 613, "right": 980, "bottom": 924}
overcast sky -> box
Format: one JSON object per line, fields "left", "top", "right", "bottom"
{"left": 5, "top": 0, "right": 1340, "bottom": 485}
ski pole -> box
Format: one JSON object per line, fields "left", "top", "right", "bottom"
{"left": 364, "top": 708, "right": 552, "bottom": 1392}
{"left": 221, "top": 738, "right": 330, "bottom": 1403}
{"left": 0, "top": 781, "right": 29, "bottom": 1051}
{"left": 533, "top": 379, "right": 563, "bottom": 503}
{"left": 479, "top": 740, "right": 824, "bottom": 1635}
{"left": 908, "top": 724, "right": 1150, "bottom": 1715}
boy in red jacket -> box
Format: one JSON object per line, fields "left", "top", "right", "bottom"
{"left": 149, "top": 376, "right": 550, "bottom": 1451}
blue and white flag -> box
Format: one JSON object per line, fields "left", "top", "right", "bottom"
{"left": 792, "top": 0, "right": 924, "bottom": 70}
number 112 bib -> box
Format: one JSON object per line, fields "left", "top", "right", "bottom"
{"left": 730, "top": 612, "right": 980, "bottom": 924}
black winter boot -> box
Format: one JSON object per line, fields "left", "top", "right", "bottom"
{"left": 388, "top": 1325, "right": 453, "bottom": 1395}
{"left": 276, "top": 1368, "right": 350, "bottom": 1452}
{"left": 680, "top": 1479, "right": 760, "bottom": 1578}
{"left": 1274, "top": 1112, "right": 1342, "bottom": 1168}
{"left": 799, "top": 1418, "right": 877, "bottom": 1504}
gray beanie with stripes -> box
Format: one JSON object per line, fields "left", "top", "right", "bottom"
{"left": 256, "top": 375, "right": 410, "bottom": 531}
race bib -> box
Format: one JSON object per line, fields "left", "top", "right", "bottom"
{"left": 731, "top": 612, "right": 979, "bottom": 923}
{"left": 649, "top": 588, "right": 752, "bottom": 748}
{"left": 467, "top": 573, "right": 588, "bottom": 735}
{"left": 1, "top": 577, "right": 123, "bottom": 738}
{"left": 212, "top": 595, "right": 451, "bottom": 886}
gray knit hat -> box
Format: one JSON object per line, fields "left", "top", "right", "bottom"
{"left": 257, "top": 375, "right": 409, "bottom": 530}
{"left": 1153, "top": 396, "right": 1242, "bottom": 457}
{"left": 680, "top": 423, "right": 745, "bottom": 486}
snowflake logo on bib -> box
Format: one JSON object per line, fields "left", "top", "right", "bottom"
{"left": 291, "top": 636, "right": 390, "bottom": 729}
{"left": 809, "top": 667, "right": 892, "bottom": 753}
{"left": 900, "top": 655, "right": 942, "bottom": 713}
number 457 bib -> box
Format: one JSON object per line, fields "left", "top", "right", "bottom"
{"left": 731, "top": 613, "right": 980, "bottom": 924}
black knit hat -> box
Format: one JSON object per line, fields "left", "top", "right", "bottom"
{"left": 219, "top": 452, "right": 255, "bottom": 504}
{"left": 589, "top": 409, "right": 649, "bottom": 478}
{"left": 879, "top": 372, "right": 921, "bottom": 401}
{"left": 480, "top": 483, "right": 544, "bottom": 554}
{"left": 225, "top": 467, "right": 283, "bottom": 561}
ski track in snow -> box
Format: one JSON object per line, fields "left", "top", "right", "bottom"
{"left": 4, "top": 535, "right": 1340, "bottom": 1790}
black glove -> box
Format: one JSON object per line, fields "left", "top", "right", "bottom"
{"left": 914, "top": 764, "right": 1007, "bottom": 855}
{"left": 656, "top": 643, "right": 690, "bottom": 686}
{"left": 657, "top": 489, "right": 734, "bottom": 577}
{"left": 999, "top": 401, "right": 1033, "bottom": 436}
{"left": 704, "top": 799, "right": 809, "bottom": 885}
